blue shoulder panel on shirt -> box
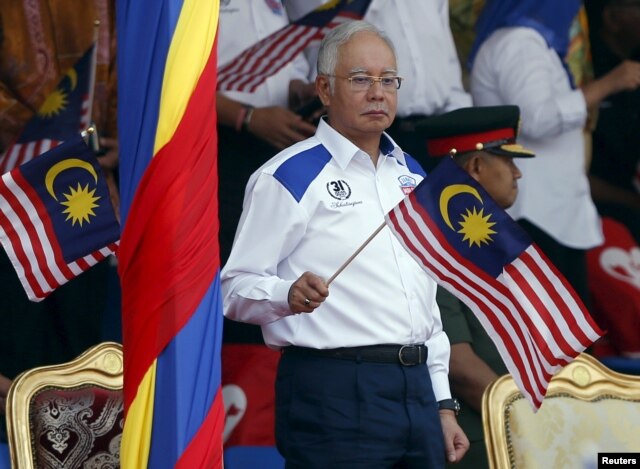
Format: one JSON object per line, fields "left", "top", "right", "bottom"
{"left": 273, "top": 144, "right": 332, "bottom": 203}
{"left": 381, "top": 134, "right": 426, "bottom": 177}
{"left": 403, "top": 152, "right": 427, "bottom": 177}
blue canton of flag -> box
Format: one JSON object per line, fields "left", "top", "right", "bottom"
{"left": 411, "top": 158, "right": 533, "bottom": 278}
{"left": 0, "top": 134, "right": 119, "bottom": 302}
{"left": 385, "top": 157, "right": 603, "bottom": 409}
{"left": 0, "top": 46, "right": 94, "bottom": 174}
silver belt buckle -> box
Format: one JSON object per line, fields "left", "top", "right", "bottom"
{"left": 398, "top": 345, "right": 416, "bottom": 366}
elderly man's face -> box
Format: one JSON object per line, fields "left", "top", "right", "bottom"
{"left": 471, "top": 154, "right": 522, "bottom": 209}
{"left": 318, "top": 31, "right": 398, "bottom": 146}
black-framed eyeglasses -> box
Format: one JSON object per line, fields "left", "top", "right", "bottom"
{"left": 328, "top": 74, "right": 403, "bottom": 91}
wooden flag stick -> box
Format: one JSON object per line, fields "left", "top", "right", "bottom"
{"left": 326, "top": 221, "right": 386, "bottom": 286}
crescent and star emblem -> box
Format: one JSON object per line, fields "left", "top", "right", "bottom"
{"left": 44, "top": 158, "right": 101, "bottom": 227}
{"left": 438, "top": 184, "right": 497, "bottom": 247}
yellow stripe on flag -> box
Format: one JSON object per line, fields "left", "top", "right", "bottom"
{"left": 154, "top": 0, "right": 219, "bottom": 154}
{"left": 121, "top": 362, "right": 157, "bottom": 469}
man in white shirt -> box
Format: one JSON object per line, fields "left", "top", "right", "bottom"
{"left": 222, "top": 20, "right": 469, "bottom": 468}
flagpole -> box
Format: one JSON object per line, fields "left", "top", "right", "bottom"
{"left": 326, "top": 221, "right": 386, "bottom": 286}
{"left": 81, "top": 126, "right": 96, "bottom": 139}
{"left": 86, "top": 20, "right": 100, "bottom": 130}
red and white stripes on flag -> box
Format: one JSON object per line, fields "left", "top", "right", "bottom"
{"left": 0, "top": 140, "right": 59, "bottom": 177}
{"left": 217, "top": 3, "right": 368, "bottom": 92}
{"left": 218, "top": 24, "right": 319, "bottom": 92}
{"left": 386, "top": 193, "right": 602, "bottom": 410}
{"left": 0, "top": 167, "right": 118, "bottom": 302}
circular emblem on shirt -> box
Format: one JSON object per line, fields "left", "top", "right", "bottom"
{"left": 326, "top": 180, "right": 352, "bottom": 200}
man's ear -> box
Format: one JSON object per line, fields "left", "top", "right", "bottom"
{"left": 316, "top": 75, "right": 331, "bottom": 107}
{"left": 463, "top": 153, "right": 483, "bottom": 182}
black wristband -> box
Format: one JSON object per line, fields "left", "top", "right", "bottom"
{"left": 438, "top": 398, "right": 460, "bottom": 415}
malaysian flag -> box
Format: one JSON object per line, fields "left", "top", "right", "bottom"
{"left": 0, "top": 134, "right": 119, "bottom": 302}
{"left": 217, "top": 0, "right": 371, "bottom": 92}
{"left": 0, "top": 45, "right": 95, "bottom": 174}
{"left": 385, "top": 157, "right": 603, "bottom": 409}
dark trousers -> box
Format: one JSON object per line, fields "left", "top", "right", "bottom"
{"left": 517, "top": 219, "right": 592, "bottom": 310}
{"left": 275, "top": 352, "right": 445, "bottom": 468}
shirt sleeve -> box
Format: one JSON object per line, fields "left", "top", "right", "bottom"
{"left": 474, "top": 28, "right": 586, "bottom": 139}
{"left": 425, "top": 289, "right": 452, "bottom": 401}
{"left": 221, "top": 171, "right": 308, "bottom": 325}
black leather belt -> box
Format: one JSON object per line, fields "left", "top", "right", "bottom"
{"left": 283, "top": 344, "right": 428, "bottom": 366}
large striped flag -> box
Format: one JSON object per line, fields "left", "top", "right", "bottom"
{"left": 116, "top": 0, "right": 223, "bottom": 467}
{"left": 0, "top": 134, "right": 119, "bottom": 301}
{"left": 0, "top": 46, "right": 95, "bottom": 174}
{"left": 385, "top": 157, "right": 603, "bottom": 409}
{"left": 217, "top": 0, "right": 371, "bottom": 92}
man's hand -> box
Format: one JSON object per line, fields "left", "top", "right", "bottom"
{"left": 0, "top": 373, "right": 12, "bottom": 416}
{"left": 248, "top": 107, "right": 316, "bottom": 150}
{"left": 287, "top": 271, "right": 329, "bottom": 313}
{"left": 97, "top": 137, "right": 119, "bottom": 170}
{"left": 440, "top": 410, "right": 470, "bottom": 463}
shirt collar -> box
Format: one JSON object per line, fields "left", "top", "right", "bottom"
{"left": 315, "top": 117, "right": 407, "bottom": 169}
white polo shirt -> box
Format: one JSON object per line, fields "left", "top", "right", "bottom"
{"left": 222, "top": 118, "right": 452, "bottom": 400}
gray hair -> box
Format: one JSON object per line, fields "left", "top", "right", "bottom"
{"left": 317, "top": 20, "right": 396, "bottom": 92}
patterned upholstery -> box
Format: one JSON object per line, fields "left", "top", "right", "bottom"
{"left": 5, "top": 342, "right": 123, "bottom": 469}
{"left": 483, "top": 353, "right": 640, "bottom": 469}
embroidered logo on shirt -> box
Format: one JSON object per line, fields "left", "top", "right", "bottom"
{"left": 326, "top": 180, "right": 351, "bottom": 200}
{"left": 398, "top": 175, "right": 417, "bottom": 195}
{"left": 264, "top": 0, "right": 284, "bottom": 15}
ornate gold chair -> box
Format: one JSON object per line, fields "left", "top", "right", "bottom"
{"left": 482, "top": 353, "right": 640, "bottom": 469}
{"left": 5, "top": 342, "right": 124, "bottom": 468}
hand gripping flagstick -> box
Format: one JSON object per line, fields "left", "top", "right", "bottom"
{"left": 326, "top": 221, "right": 386, "bottom": 286}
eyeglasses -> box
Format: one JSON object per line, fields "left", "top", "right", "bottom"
{"left": 328, "top": 74, "right": 403, "bottom": 91}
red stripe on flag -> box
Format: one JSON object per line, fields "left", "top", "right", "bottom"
{"left": 234, "top": 26, "right": 314, "bottom": 92}
{"left": 520, "top": 247, "right": 601, "bottom": 344}
{"left": 1, "top": 175, "right": 61, "bottom": 290}
{"left": 504, "top": 258, "right": 585, "bottom": 358}
{"left": 389, "top": 202, "right": 549, "bottom": 403}
{"left": 404, "top": 196, "right": 560, "bottom": 370}
{"left": 217, "top": 26, "right": 293, "bottom": 86}
{"left": 174, "top": 390, "right": 225, "bottom": 469}
{"left": 13, "top": 170, "right": 76, "bottom": 281}
{"left": 404, "top": 193, "right": 580, "bottom": 366}
{"left": 119, "top": 43, "right": 220, "bottom": 411}
{"left": 0, "top": 208, "right": 47, "bottom": 299}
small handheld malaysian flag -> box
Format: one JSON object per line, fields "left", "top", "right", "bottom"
{"left": 0, "top": 45, "right": 95, "bottom": 174}
{"left": 217, "top": 0, "right": 372, "bottom": 93}
{"left": 0, "top": 133, "right": 119, "bottom": 302}
{"left": 385, "top": 157, "right": 603, "bottom": 409}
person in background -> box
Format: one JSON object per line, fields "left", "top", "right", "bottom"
{"left": 216, "top": 0, "right": 317, "bottom": 344}
{"left": 0, "top": 0, "right": 118, "bottom": 449}
{"left": 222, "top": 20, "right": 469, "bottom": 467}
{"left": 469, "top": 0, "right": 640, "bottom": 306}
{"left": 421, "top": 105, "right": 534, "bottom": 469}
{"left": 586, "top": 0, "right": 640, "bottom": 243}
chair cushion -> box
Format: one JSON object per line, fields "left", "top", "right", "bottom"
{"left": 506, "top": 394, "right": 640, "bottom": 467}
{"left": 30, "top": 385, "right": 123, "bottom": 468}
